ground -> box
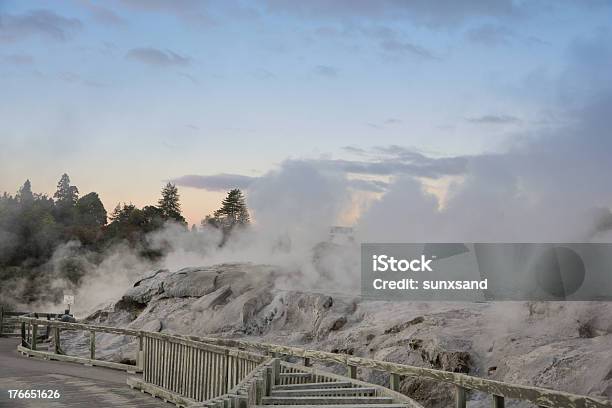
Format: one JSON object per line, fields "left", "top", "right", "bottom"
{"left": 0, "top": 337, "right": 170, "bottom": 408}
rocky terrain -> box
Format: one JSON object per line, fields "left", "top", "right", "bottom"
{"left": 61, "top": 263, "right": 612, "bottom": 408}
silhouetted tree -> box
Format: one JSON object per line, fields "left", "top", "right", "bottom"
{"left": 16, "top": 180, "right": 33, "bottom": 203}
{"left": 202, "top": 189, "right": 250, "bottom": 245}
{"left": 53, "top": 173, "right": 79, "bottom": 225}
{"left": 76, "top": 192, "right": 107, "bottom": 227}
{"left": 214, "top": 189, "right": 250, "bottom": 228}
{"left": 54, "top": 174, "right": 79, "bottom": 206}
{"left": 158, "top": 182, "right": 186, "bottom": 225}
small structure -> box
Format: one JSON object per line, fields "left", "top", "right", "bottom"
{"left": 329, "top": 226, "right": 355, "bottom": 244}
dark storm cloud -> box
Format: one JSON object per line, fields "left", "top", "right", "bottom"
{"left": 0, "top": 9, "right": 82, "bottom": 42}
{"left": 467, "top": 114, "right": 521, "bottom": 124}
{"left": 171, "top": 174, "right": 256, "bottom": 191}
{"left": 126, "top": 48, "right": 191, "bottom": 67}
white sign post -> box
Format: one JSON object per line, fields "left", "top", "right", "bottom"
{"left": 63, "top": 294, "right": 75, "bottom": 313}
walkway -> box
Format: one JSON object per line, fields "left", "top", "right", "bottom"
{"left": 0, "top": 338, "right": 170, "bottom": 407}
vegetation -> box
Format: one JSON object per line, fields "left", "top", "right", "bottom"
{"left": 0, "top": 174, "right": 251, "bottom": 307}
{"left": 202, "top": 188, "right": 250, "bottom": 243}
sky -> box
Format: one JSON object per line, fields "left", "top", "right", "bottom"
{"left": 0, "top": 0, "right": 611, "bottom": 227}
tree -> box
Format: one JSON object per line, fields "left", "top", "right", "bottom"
{"left": 16, "top": 180, "right": 34, "bottom": 203}
{"left": 53, "top": 174, "right": 79, "bottom": 225}
{"left": 213, "top": 189, "right": 250, "bottom": 228}
{"left": 157, "top": 183, "right": 186, "bottom": 224}
{"left": 54, "top": 174, "right": 79, "bottom": 206}
{"left": 75, "top": 192, "right": 107, "bottom": 227}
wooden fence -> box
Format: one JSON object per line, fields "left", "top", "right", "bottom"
{"left": 140, "top": 331, "right": 265, "bottom": 402}
{"left": 14, "top": 315, "right": 612, "bottom": 408}
{"left": 191, "top": 336, "right": 612, "bottom": 408}
{"left": 0, "top": 308, "right": 60, "bottom": 337}
{"left": 16, "top": 316, "right": 266, "bottom": 406}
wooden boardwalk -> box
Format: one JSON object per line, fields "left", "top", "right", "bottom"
{"left": 5, "top": 314, "right": 612, "bottom": 408}
{"left": 0, "top": 338, "right": 170, "bottom": 407}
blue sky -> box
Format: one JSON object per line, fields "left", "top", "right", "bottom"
{"left": 1, "top": 1, "right": 611, "bottom": 225}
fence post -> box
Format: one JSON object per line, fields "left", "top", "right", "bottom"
{"left": 265, "top": 366, "right": 272, "bottom": 396}
{"left": 272, "top": 358, "right": 280, "bottom": 385}
{"left": 31, "top": 324, "right": 37, "bottom": 351}
{"left": 304, "top": 357, "right": 311, "bottom": 367}
{"left": 347, "top": 364, "right": 357, "bottom": 379}
{"left": 21, "top": 322, "right": 26, "bottom": 347}
{"left": 0, "top": 306, "right": 4, "bottom": 337}
{"left": 455, "top": 385, "right": 467, "bottom": 408}
{"left": 390, "top": 373, "right": 401, "bottom": 391}
{"left": 224, "top": 349, "right": 230, "bottom": 393}
{"left": 137, "top": 334, "right": 144, "bottom": 369}
{"left": 54, "top": 327, "right": 60, "bottom": 354}
{"left": 46, "top": 315, "right": 51, "bottom": 340}
{"left": 89, "top": 331, "right": 96, "bottom": 360}
{"left": 255, "top": 376, "right": 264, "bottom": 405}
{"left": 493, "top": 395, "right": 505, "bottom": 408}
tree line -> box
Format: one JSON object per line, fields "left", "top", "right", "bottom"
{"left": 0, "top": 174, "right": 250, "bottom": 305}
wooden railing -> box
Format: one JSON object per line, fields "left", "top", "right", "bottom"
{"left": 0, "top": 308, "right": 59, "bottom": 338}
{"left": 192, "top": 336, "right": 612, "bottom": 408}
{"left": 138, "top": 331, "right": 265, "bottom": 402}
{"left": 16, "top": 316, "right": 267, "bottom": 407}
{"left": 14, "top": 315, "right": 612, "bottom": 408}
{"left": 17, "top": 316, "right": 145, "bottom": 372}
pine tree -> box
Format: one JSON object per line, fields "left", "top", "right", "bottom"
{"left": 53, "top": 173, "right": 79, "bottom": 206}
{"left": 213, "top": 189, "right": 250, "bottom": 228}
{"left": 53, "top": 173, "right": 79, "bottom": 224}
{"left": 75, "top": 192, "right": 107, "bottom": 226}
{"left": 110, "top": 203, "right": 122, "bottom": 222}
{"left": 158, "top": 182, "right": 186, "bottom": 224}
{"left": 17, "top": 179, "right": 34, "bottom": 203}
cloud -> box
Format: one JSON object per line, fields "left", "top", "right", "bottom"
{"left": 253, "top": 68, "right": 276, "bottom": 80}
{"left": 467, "top": 114, "right": 521, "bottom": 124}
{"left": 311, "top": 154, "right": 467, "bottom": 179}
{"left": 173, "top": 146, "right": 468, "bottom": 196}
{"left": 263, "top": 0, "right": 519, "bottom": 28}
{"left": 2, "top": 54, "right": 34, "bottom": 65}
{"left": 171, "top": 174, "right": 256, "bottom": 191}
{"left": 178, "top": 72, "right": 199, "bottom": 84}
{"left": 380, "top": 39, "right": 438, "bottom": 59}
{"left": 0, "top": 9, "right": 82, "bottom": 42}
{"left": 83, "top": 4, "right": 126, "bottom": 26}
{"left": 358, "top": 30, "right": 612, "bottom": 243}
{"left": 342, "top": 146, "right": 368, "bottom": 155}
{"left": 466, "top": 24, "right": 515, "bottom": 46}
{"left": 119, "top": 0, "right": 214, "bottom": 26}
{"left": 313, "top": 65, "right": 338, "bottom": 78}
{"left": 126, "top": 47, "right": 192, "bottom": 67}
{"left": 347, "top": 178, "right": 388, "bottom": 193}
